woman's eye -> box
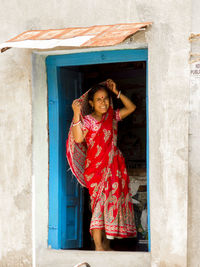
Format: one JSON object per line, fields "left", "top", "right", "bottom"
{"left": 96, "top": 97, "right": 108, "bottom": 102}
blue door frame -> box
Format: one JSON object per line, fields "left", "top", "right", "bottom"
{"left": 46, "top": 49, "right": 151, "bottom": 250}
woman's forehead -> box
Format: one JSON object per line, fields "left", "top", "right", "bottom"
{"left": 94, "top": 89, "right": 108, "bottom": 98}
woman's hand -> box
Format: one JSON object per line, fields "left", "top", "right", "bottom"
{"left": 72, "top": 99, "right": 81, "bottom": 116}
{"left": 106, "top": 79, "right": 136, "bottom": 120}
{"left": 106, "top": 79, "right": 118, "bottom": 95}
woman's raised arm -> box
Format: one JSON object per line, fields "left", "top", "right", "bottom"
{"left": 106, "top": 79, "right": 136, "bottom": 120}
{"left": 71, "top": 99, "right": 88, "bottom": 143}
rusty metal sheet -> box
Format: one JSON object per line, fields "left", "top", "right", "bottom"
{"left": 0, "top": 22, "right": 152, "bottom": 53}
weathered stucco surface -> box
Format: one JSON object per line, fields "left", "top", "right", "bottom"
{"left": 0, "top": 0, "right": 196, "bottom": 266}
{"left": 188, "top": 1, "right": 200, "bottom": 267}
{"left": 0, "top": 48, "right": 33, "bottom": 266}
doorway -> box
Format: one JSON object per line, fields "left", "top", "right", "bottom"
{"left": 46, "top": 49, "right": 150, "bottom": 251}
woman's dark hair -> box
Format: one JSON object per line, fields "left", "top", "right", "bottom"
{"left": 88, "top": 83, "right": 111, "bottom": 102}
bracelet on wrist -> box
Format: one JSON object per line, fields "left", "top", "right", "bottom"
{"left": 117, "top": 91, "right": 121, "bottom": 99}
{"left": 72, "top": 120, "right": 81, "bottom": 127}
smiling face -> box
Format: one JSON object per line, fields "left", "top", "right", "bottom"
{"left": 89, "top": 89, "right": 110, "bottom": 116}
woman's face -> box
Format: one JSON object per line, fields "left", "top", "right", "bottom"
{"left": 90, "top": 89, "right": 110, "bottom": 115}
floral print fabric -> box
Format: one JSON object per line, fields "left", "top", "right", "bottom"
{"left": 82, "top": 107, "right": 137, "bottom": 238}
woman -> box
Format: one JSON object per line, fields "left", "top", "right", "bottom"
{"left": 66, "top": 79, "right": 137, "bottom": 251}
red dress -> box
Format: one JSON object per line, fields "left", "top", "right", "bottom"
{"left": 67, "top": 104, "right": 137, "bottom": 239}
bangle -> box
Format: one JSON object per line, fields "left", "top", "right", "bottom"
{"left": 72, "top": 120, "right": 81, "bottom": 127}
{"left": 117, "top": 91, "right": 121, "bottom": 99}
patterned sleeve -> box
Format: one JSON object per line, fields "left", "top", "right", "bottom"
{"left": 81, "top": 115, "right": 91, "bottom": 132}
{"left": 114, "top": 109, "right": 122, "bottom": 121}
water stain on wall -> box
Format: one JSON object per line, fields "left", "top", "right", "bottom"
{"left": 14, "top": 186, "right": 31, "bottom": 211}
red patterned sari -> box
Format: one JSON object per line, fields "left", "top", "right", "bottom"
{"left": 66, "top": 92, "right": 136, "bottom": 239}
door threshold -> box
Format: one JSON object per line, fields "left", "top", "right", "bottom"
{"left": 36, "top": 248, "right": 151, "bottom": 267}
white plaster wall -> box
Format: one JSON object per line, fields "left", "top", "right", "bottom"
{"left": 145, "top": 3, "right": 191, "bottom": 267}
{"left": 0, "top": 47, "right": 33, "bottom": 265}
{"left": 0, "top": 0, "right": 192, "bottom": 266}
{"left": 32, "top": 54, "right": 49, "bottom": 254}
{"left": 188, "top": 1, "right": 200, "bottom": 266}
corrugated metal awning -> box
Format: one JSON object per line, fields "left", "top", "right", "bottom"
{"left": 0, "top": 22, "right": 152, "bottom": 53}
